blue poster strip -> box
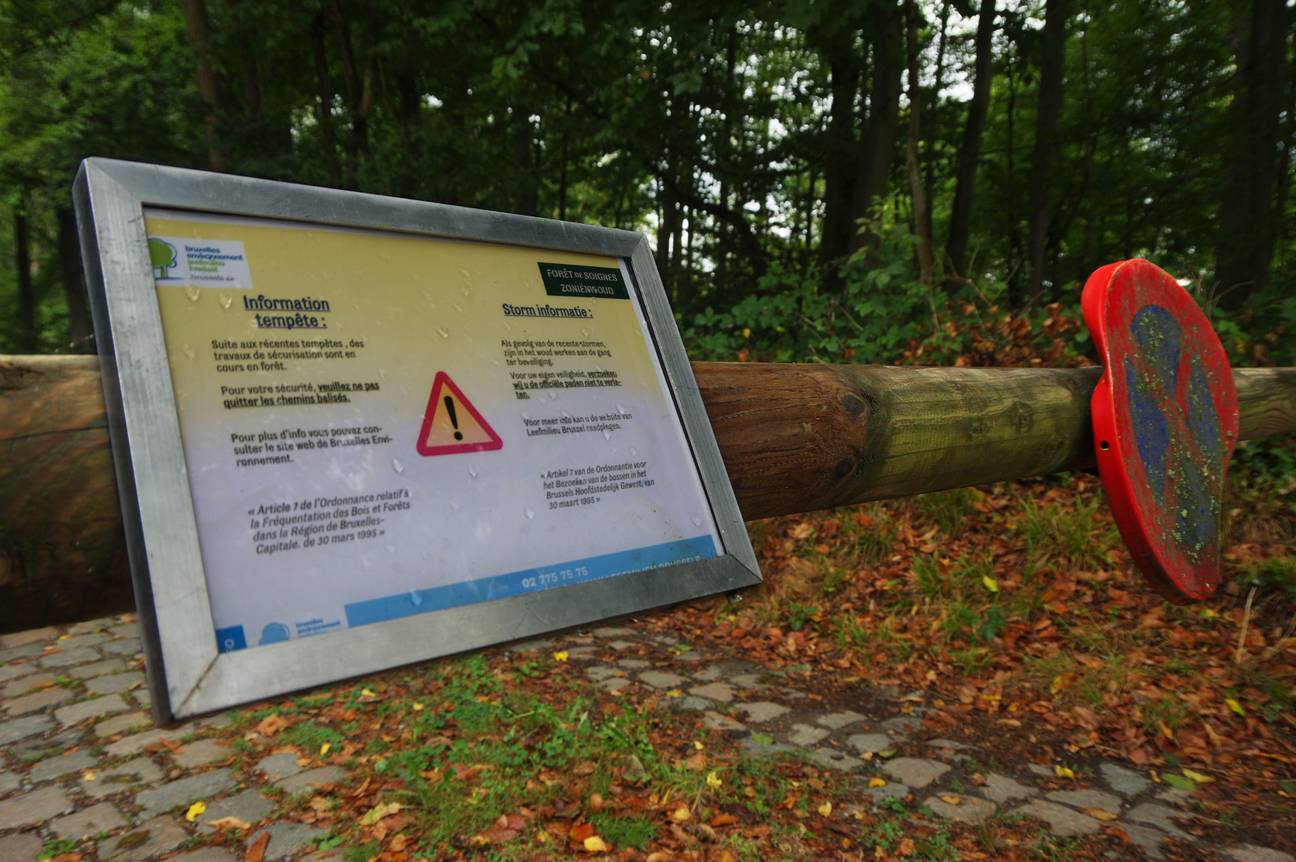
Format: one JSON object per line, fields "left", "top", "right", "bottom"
{"left": 343, "top": 535, "right": 718, "bottom": 629}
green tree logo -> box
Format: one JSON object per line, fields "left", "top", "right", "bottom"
{"left": 148, "top": 238, "right": 178, "bottom": 279}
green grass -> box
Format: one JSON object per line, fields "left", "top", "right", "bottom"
{"left": 39, "top": 838, "right": 79, "bottom": 859}
{"left": 842, "top": 505, "right": 897, "bottom": 566}
{"left": 280, "top": 721, "right": 345, "bottom": 753}
{"left": 589, "top": 812, "right": 657, "bottom": 850}
{"left": 324, "top": 654, "right": 799, "bottom": 856}
{"left": 1141, "top": 694, "right": 1189, "bottom": 734}
{"left": 1018, "top": 497, "right": 1115, "bottom": 572}
{"left": 915, "top": 487, "right": 982, "bottom": 536}
{"left": 1240, "top": 556, "right": 1296, "bottom": 601}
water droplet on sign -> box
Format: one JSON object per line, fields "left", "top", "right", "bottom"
{"left": 182, "top": 344, "right": 195, "bottom": 359}
{"left": 602, "top": 428, "right": 612, "bottom": 440}
{"left": 392, "top": 457, "right": 405, "bottom": 474}
{"left": 468, "top": 465, "right": 478, "bottom": 479}
{"left": 691, "top": 515, "right": 704, "bottom": 527}
{"left": 184, "top": 286, "right": 200, "bottom": 302}
{"left": 219, "top": 294, "right": 233, "bottom": 310}
{"left": 524, "top": 507, "right": 535, "bottom": 520}
{"left": 409, "top": 591, "right": 423, "bottom": 607}
{"left": 436, "top": 326, "right": 450, "bottom": 339}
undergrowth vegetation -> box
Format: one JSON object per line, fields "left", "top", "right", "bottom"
{"left": 671, "top": 470, "right": 1294, "bottom": 778}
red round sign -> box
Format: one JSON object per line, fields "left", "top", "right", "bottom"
{"left": 1081, "top": 259, "right": 1239, "bottom": 601}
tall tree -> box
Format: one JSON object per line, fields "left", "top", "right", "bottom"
{"left": 180, "top": 0, "right": 228, "bottom": 171}
{"left": 1025, "top": 0, "right": 1069, "bottom": 299}
{"left": 13, "top": 201, "right": 35, "bottom": 351}
{"left": 1214, "top": 0, "right": 1289, "bottom": 308}
{"left": 818, "top": 26, "right": 860, "bottom": 268}
{"left": 946, "top": 0, "right": 996, "bottom": 278}
{"left": 903, "top": 0, "right": 933, "bottom": 283}
{"left": 58, "top": 208, "right": 91, "bottom": 348}
{"left": 850, "top": 1, "right": 904, "bottom": 255}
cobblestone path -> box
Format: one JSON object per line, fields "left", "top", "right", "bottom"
{"left": 0, "top": 616, "right": 1290, "bottom": 861}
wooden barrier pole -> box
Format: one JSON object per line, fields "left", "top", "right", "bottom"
{"left": 1, "top": 355, "right": 1293, "bottom": 630}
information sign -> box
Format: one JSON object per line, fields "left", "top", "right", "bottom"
{"left": 74, "top": 159, "right": 759, "bottom": 722}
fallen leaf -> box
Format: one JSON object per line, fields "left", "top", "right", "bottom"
{"left": 939, "top": 795, "right": 961, "bottom": 805}
{"left": 583, "top": 835, "right": 609, "bottom": 853}
{"left": 706, "top": 770, "right": 722, "bottom": 789}
{"left": 1182, "top": 768, "right": 1213, "bottom": 784}
{"left": 1162, "top": 773, "right": 1195, "bottom": 791}
{"left": 817, "top": 801, "right": 833, "bottom": 816}
{"left": 209, "top": 816, "right": 252, "bottom": 830}
{"left": 244, "top": 832, "right": 269, "bottom": 862}
{"left": 1050, "top": 673, "right": 1077, "bottom": 694}
{"left": 359, "top": 801, "right": 402, "bottom": 826}
{"left": 867, "top": 777, "right": 887, "bottom": 788}
{"left": 319, "top": 743, "right": 330, "bottom": 756}
{"left": 1225, "top": 697, "right": 1245, "bottom": 716}
{"left": 254, "top": 714, "right": 288, "bottom": 736}
{"left": 711, "top": 813, "right": 738, "bottom": 826}
{"left": 1086, "top": 808, "right": 1119, "bottom": 821}
{"left": 981, "top": 575, "right": 999, "bottom": 593}
{"left": 1054, "top": 765, "right": 1076, "bottom": 779}
{"left": 670, "top": 805, "right": 692, "bottom": 822}
{"left": 185, "top": 801, "right": 207, "bottom": 822}
{"left": 552, "top": 650, "right": 569, "bottom": 662}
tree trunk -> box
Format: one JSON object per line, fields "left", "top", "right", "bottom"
{"left": 1025, "top": 0, "right": 1069, "bottom": 300}
{"left": 557, "top": 99, "right": 572, "bottom": 221}
{"left": 179, "top": 0, "right": 229, "bottom": 171}
{"left": 716, "top": 24, "right": 738, "bottom": 299}
{"left": 1213, "top": 0, "right": 1289, "bottom": 309}
{"left": 309, "top": 14, "right": 341, "bottom": 188}
{"left": 58, "top": 209, "right": 92, "bottom": 350}
{"left": 946, "top": 0, "right": 996, "bottom": 278}
{"left": 850, "top": 3, "right": 904, "bottom": 255}
{"left": 511, "top": 107, "right": 538, "bottom": 217}
{"left": 904, "top": 0, "right": 933, "bottom": 284}
{"left": 657, "top": 178, "right": 678, "bottom": 295}
{"left": 820, "top": 29, "right": 860, "bottom": 270}
{"left": 922, "top": 0, "right": 950, "bottom": 253}
{"left": 332, "top": 0, "right": 373, "bottom": 188}
{"left": 13, "top": 206, "right": 36, "bottom": 352}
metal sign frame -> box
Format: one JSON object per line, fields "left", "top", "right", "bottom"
{"left": 73, "top": 158, "right": 759, "bottom": 723}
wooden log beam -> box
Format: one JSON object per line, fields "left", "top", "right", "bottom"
{"left": 698, "top": 362, "right": 1296, "bottom": 519}
{"left": 1, "top": 355, "right": 1293, "bottom": 630}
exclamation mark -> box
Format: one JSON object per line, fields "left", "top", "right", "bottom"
{"left": 444, "top": 395, "right": 463, "bottom": 440}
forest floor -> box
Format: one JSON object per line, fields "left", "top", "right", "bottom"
{"left": 0, "top": 476, "right": 1292, "bottom": 862}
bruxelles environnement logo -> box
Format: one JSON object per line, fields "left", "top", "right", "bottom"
{"left": 148, "top": 237, "right": 179, "bottom": 280}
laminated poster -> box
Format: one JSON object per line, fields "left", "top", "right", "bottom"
{"left": 144, "top": 210, "right": 722, "bottom": 653}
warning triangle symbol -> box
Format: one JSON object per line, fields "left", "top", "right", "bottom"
{"left": 416, "top": 372, "right": 504, "bottom": 456}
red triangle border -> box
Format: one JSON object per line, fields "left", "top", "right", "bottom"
{"left": 415, "top": 371, "right": 504, "bottom": 456}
